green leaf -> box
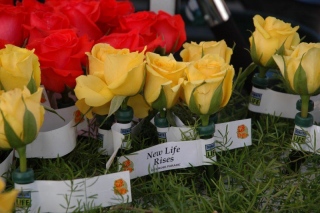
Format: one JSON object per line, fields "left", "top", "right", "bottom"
{"left": 166, "top": 109, "right": 177, "bottom": 127}
{"left": 151, "top": 87, "right": 167, "bottom": 112}
{"left": 293, "top": 60, "right": 308, "bottom": 95}
{"left": 0, "top": 110, "right": 24, "bottom": 148}
{"left": 207, "top": 81, "right": 223, "bottom": 115}
{"left": 23, "top": 106, "right": 38, "bottom": 144}
{"left": 108, "top": 96, "right": 126, "bottom": 117}
{"left": 188, "top": 83, "right": 204, "bottom": 115}
{"left": 44, "top": 106, "right": 65, "bottom": 121}
{"left": 233, "top": 62, "right": 257, "bottom": 91}
{"left": 280, "top": 56, "right": 295, "bottom": 94}
{"left": 250, "top": 35, "right": 260, "bottom": 66}
{"left": 26, "top": 77, "right": 37, "bottom": 94}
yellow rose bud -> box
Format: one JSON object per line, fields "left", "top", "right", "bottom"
{"left": 86, "top": 43, "right": 130, "bottom": 80}
{"left": 74, "top": 75, "right": 114, "bottom": 119}
{"left": 144, "top": 52, "right": 186, "bottom": 110}
{"left": 103, "top": 48, "right": 146, "bottom": 96}
{"left": 0, "top": 44, "right": 41, "bottom": 93}
{"left": 183, "top": 54, "right": 234, "bottom": 115}
{"left": 0, "top": 87, "right": 45, "bottom": 149}
{"left": 249, "top": 15, "right": 300, "bottom": 68}
{"left": 0, "top": 178, "right": 19, "bottom": 213}
{"left": 273, "top": 42, "right": 320, "bottom": 95}
{"left": 180, "top": 40, "right": 233, "bottom": 64}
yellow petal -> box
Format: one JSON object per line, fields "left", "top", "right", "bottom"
{"left": 87, "top": 54, "right": 105, "bottom": 80}
{"left": 92, "top": 102, "right": 111, "bottom": 116}
{"left": 127, "top": 94, "right": 151, "bottom": 119}
{"left": 104, "top": 52, "right": 144, "bottom": 88}
{"left": 0, "top": 190, "right": 20, "bottom": 213}
{"left": 144, "top": 66, "right": 171, "bottom": 105}
{"left": 75, "top": 99, "right": 94, "bottom": 119}
{"left": 220, "top": 66, "right": 235, "bottom": 108}
{"left": 302, "top": 48, "right": 320, "bottom": 93}
{"left": 0, "top": 179, "right": 4, "bottom": 191}
{"left": 253, "top": 15, "right": 271, "bottom": 39}
{"left": 0, "top": 179, "right": 19, "bottom": 213}
{"left": 162, "top": 78, "right": 184, "bottom": 109}
{"left": 74, "top": 75, "right": 114, "bottom": 107}
{"left": 182, "top": 80, "right": 202, "bottom": 106}
{"left": 107, "top": 62, "right": 146, "bottom": 96}
{"left": 194, "top": 81, "right": 221, "bottom": 114}
{"left": 273, "top": 54, "right": 285, "bottom": 76}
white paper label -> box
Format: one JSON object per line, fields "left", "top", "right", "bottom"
{"left": 14, "top": 171, "right": 132, "bottom": 213}
{"left": 15, "top": 105, "right": 77, "bottom": 159}
{"left": 248, "top": 86, "right": 320, "bottom": 122}
{"left": 98, "top": 128, "right": 114, "bottom": 155}
{"left": 115, "top": 119, "right": 252, "bottom": 179}
{"left": 149, "top": 0, "right": 175, "bottom": 15}
{"left": 291, "top": 124, "right": 320, "bottom": 154}
{"left": 157, "top": 127, "right": 169, "bottom": 143}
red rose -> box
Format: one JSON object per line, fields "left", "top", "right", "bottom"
{"left": 151, "top": 11, "right": 186, "bottom": 54}
{"left": 116, "top": 11, "right": 157, "bottom": 34}
{"left": 97, "top": 29, "right": 165, "bottom": 52}
{"left": 45, "top": 0, "right": 103, "bottom": 40}
{"left": 25, "top": 10, "right": 71, "bottom": 43}
{"left": 97, "top": 0, "right": 134, "bottom": 34}
{"left": 18, "top": 0, "right": 53, "bottom": 13}
{"left": 26, "top": 29, "right": 94, "bottom": 93}
{"left": 0, "top": 4, "right": 28, "bottom": 48}
{"left": 0, "top": 0, "right": 13, "bottom": 4}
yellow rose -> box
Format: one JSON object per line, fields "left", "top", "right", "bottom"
{"left": 103, "top": 48, "right": 146, "bottom": 96}
{"left": 0, "top": 178, "right": 19, "bottom": 213}
{"left": 86, "top": 43, "right": 130, "bottom": 80}
{"left": 180, "top": 40, "right": 233, "bottom": 64}
{"left": 0, "top": 87, "right": 45, "bottom": 149}
{"left": 144, "top": 52, "right": 186, "bottom": 110}
{"left": 273, "top": 42, "right": 320, "bottom": 95}
{"left": 183, "top": 54, "right": 234, "bottom": 115}
{"left": 249, "top": 15, "right": 300, "bottom": 68}
{"left": 0, "top": 44, "right": 41, "bottom": 93}
{"left": 74, "top": 75, "right": 114, "bottom": 119}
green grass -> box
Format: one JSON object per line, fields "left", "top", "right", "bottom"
{"left": 2, "top": 79, "right": 320, "bottom": 212}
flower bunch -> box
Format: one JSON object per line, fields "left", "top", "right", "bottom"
{"left": 74, "top": 43, "right": 149, "bottom": 120}
{"left": 273, "top": 42, "right": 320, "bottom": 118}
{"left": 0, "top": 44, "right": 45, "bottom": 173}
{"left": 99, "top": 10, "right": 186, "bottom": 54}
{"left": 249, "top": 14, "right": 300, "bottom": 78}
{"left": 0, "top": 0, "right": 186, "bottom": 96}
{"left": 74, "top": 39, "right": 234, "bottom": 141}
{"left": 181, "top": 41, "right": 235, "bottom": 128}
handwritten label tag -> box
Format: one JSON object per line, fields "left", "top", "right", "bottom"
{"left": 248, "top": 86, "right": 320, "bottom": 122}
{"left": 14, "top": 171, "right": 131, "bottom": 213}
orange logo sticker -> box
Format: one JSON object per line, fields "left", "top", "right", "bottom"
{"left": 237, "top": 124, "right": 249, "bottom": 139}
{"left": 120, "top": 159, "right": 134, "bottom": 173}
{"left": 113, "top": 178, "right": 128, "bottom": 195}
